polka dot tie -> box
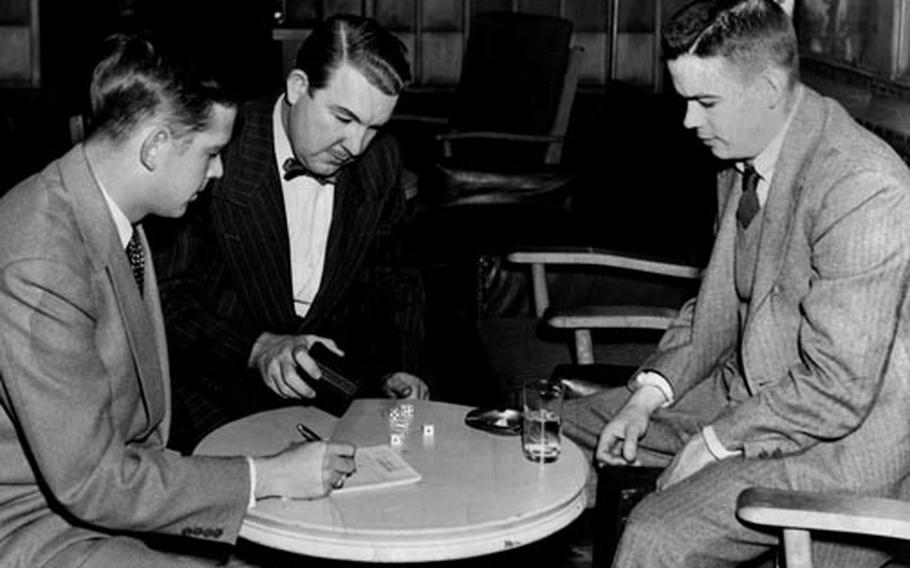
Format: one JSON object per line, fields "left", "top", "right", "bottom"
{"left": 126, "top": 230, "right": 145, "bottom": 295}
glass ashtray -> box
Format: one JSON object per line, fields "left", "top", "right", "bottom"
{"left": 464, "top": 407, "right": 521, "bottom": 436}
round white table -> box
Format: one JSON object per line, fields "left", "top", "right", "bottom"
{"left": 196, "top": 399, "right": 590, "bottom": 563}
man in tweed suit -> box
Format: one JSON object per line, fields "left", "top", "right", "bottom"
{"left": 152, "top": 15, "right": 430, "bottom": 452}
{"left": 563, "top": 0, "right": 910, "bottom": 565}
{"left": 0, "top": 33, "right": 355, "bottom": 568}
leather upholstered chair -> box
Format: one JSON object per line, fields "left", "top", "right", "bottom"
{"left": 396, "top": 11, "right": 583, "bottom": 208}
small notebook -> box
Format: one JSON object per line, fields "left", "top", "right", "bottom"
{"left": 335, "top": 445, "right": 421, "bottom": 494}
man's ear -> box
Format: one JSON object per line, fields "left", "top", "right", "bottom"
{"left": 139, "top": 127, "right": 170, "bottom": 172}
{"left": 286, "top": 69, "right": 310, "bottom": 106}
{"left": 760, "top": 66, "right": 789, "bottom": 111}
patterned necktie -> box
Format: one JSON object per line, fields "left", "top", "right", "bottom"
{"left": 282, "top": 157, "right": 334, "bottom": 185}
{"left": 736, "top": 163, "right": 761, "bottom": 229}
{"left": 126, "top": 230, "right": 145, "bottom": 294}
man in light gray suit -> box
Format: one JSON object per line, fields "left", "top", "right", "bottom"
{"left": 563, "top": 0, "right": 910, "bottom": 566}
{"left": 0, "top": 33, "right": 354, "bottom": 567}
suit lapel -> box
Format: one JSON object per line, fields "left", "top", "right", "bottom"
{"left": 695, "top": 169, "right": 740, "bottom": 339}
{"left": 213, "top": 100, "right": 297, "bottom": 329}
{"left": 141, "top": 227, "right": 171, "bottom": 441}
{"left": 748, "top": 89, "right": 823, "bottom": 318}
{"left": 61, "top": 148, "right": 167, "bottom": 433}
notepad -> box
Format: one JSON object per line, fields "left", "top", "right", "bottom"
{"left": 335, "top": 445, "right": 421, "bottom": 494}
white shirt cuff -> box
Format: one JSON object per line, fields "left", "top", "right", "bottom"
{"left": 702, "top": 425, "right": 740, "bottom": 460}
{"left": 245, "top": 456, "right": 257, "bottom": 509}
{"left": 634, "top": 371, "right": 674, "bottom": 407}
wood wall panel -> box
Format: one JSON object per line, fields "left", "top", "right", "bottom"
{"left": 0, "top": 26, "right": 31, "bottom": 82}
{"left": 616, "top": 32, "right": 653, "bottom": 84}
{"left": 285, "top": 1, "right": 320, "bottom": 24}
{"left": 567, "top": 0, "right": 607, "bottom": 32}
{"left": 573, "top": 32, "right": 606, "bottom": 84}
{"left": 324, "top": 0, "right": 364, "bottom": 18}
{"left": 374, "top": 0, "right": 414, "bottom": 29}
{"left": 421, "top": 33, "right": 464, "bottom": 85}
{"left": 0, "top": 0, "right": 30, "bottom": 24}
{"left": 517, "top": 0, "right": 560, "bottom": 17}
{"left": 273, "top": 0, "right": 664, "bottom": 89}
{"left": 421, "top": 32, "right": 462, "bottom": 85}
{"left": 424, "top": 0, "right": 463, "bottom": 30}
{"left": 472, "top": 0, "right": 514, "bottom": 16}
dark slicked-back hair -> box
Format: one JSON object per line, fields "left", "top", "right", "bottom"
{"left": 89, "top": 33, "right": 237, "bottom": 144}
{"left": 294, "top": 14, "right": 411, "bottom": 96}
{"left": 662, "top": 0, "right": 798, "bottom": 86}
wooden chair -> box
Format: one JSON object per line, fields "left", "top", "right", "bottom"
{"left": 504, "top": 246, "right": 701, "bottom": 395}
{"left": 737, "top": 487, "right": 910, "bottom": 568}
{"left": 508, "top": 246, "right": 700, "bottom": 363}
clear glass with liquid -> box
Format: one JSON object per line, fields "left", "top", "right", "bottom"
{"left": 521, "top": 380, "right": 565, "bottom": 463}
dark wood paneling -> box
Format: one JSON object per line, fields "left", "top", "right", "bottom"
{"left": 424, "top": 0, "right": 463, "bottom": 30}
{"left": 0, "top": 0, "right": 30, "bottom": 24}
{"left": 518, "top": 0, "right": 560, "bottom": 17}
{"left": 568, "top": 0, "right": 607, "bottom": 32}
{"left": 375, "top": 0, "right": 414, "bottom": 29}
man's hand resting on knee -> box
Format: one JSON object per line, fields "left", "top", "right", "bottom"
{"left": 596, "top": 385, "right": 668, "bottom": 466}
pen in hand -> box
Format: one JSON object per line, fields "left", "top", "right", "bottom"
{"left": 296, "top": 423, "right": 322, "bottom": 442}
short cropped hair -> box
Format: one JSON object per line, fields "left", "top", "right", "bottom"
{"left": 662, "top": 0, "right": 798, "bottom": 85}
{"left": 294, "top": 14, "right": 412, "bottom": 97}
{"left": 89, "top": 33, "right": 236, "bottom": 143}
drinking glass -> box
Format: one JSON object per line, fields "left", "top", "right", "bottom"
{"left": 521, "top": 379, "right": 564, "bottom": 463}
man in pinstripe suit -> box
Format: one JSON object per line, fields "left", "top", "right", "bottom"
{"left": 563, "top": 0, "right": 910, "bottom": 566}
{"left": 152, "top": 14, "right": 429, "bottom": 453}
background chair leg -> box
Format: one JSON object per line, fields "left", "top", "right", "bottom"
{"left": 574, "top": 329, "right": 594, "bottom": 365}
{"left": 782, "top": 528, "right": 813, "bottom": 568}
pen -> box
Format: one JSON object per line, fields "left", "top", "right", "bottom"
{"left": 295, "top": 423, "right": 322, "bottom": 442}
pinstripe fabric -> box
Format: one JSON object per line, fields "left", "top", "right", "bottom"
{"left": 151, "top": 98, "right": 425, "bottom": 451}
{"left": 564, "top": 88, "right": 910, "bottom": 567}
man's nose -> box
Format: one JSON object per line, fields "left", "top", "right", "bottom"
{"left": 209, "top": 155, "right": 224, "bottom": 179}
{"left": 342, "top": 125, "right": 369, "bottom": 157}
{"left": 683, "top": 102, "right": 702, "bottom": 129}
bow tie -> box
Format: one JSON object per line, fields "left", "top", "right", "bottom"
{"left": 282, "top": 157, "right": 334, "bottom": 185}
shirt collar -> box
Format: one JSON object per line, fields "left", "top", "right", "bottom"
{"left": 87, "top": 157, "right": 134, "bottom": 248}
{"left": 272, "top": 96, "right": 296, "bottom": 170}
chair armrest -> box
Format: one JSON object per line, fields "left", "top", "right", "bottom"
{"left": 507, "top": 247, "right": 702, "bottom": 280}
{"left": 737, "top": 487, "right": 910, "bottom": 541}
{"left": 506, "top": 246, "right": 700, "bottom": 318}
{"left": 547, "top": 305, "right": 679, "bottom": 331}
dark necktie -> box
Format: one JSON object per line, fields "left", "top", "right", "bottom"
{"left": 282, "top": 157, "right": 334, "bottom": 185}
{"left": 126, "top": 230, "right": 145, "bottom": 294}
{"left": 736, "top": 164, "right": 761, "bottom": 229}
